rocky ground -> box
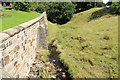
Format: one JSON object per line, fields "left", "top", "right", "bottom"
{"left": 28, "top": 51, "right": 56, "bottom": 79}
{"left": 28, "top": 51, "right": 68, "bottom": 79}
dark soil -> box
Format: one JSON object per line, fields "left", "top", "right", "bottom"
{"left": 48, "top": 39, "right": 72, "bottom": 80}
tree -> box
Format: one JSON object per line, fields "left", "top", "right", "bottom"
{"left": 35, "top": 2, "right": 50, "bottom": 13}
{"left": 73, "top": 2, "right": 105, "bottom": 13}
{"left": 30, "top": 2, "right": 40, "bottom": 11}
{"left": 47, "top": 2, "right": 76, "bottom": 24}
{"left": 110, "top": 1, "right": 120, "bottom": 15}
{"left": 36, "top": 2, "right": 76, "bottom": 24}
{"left": 12, "top": 2, "right": 31, "bottom": 11}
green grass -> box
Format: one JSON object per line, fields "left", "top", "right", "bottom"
{"left": 0, "top": 7, "right": 41, "bottom": 31}
{"left": 1, "top": 7, "right": 118, "bottom": 78}
{"left": 47, "top": 8, "right": 118, "bottom": 78}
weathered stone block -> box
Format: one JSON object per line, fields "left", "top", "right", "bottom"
{"left": 18, "top": 31, "right": 24, "bottom": 38}
{"left": 12, "top": 35, "right": 22, "bottom": 45}
{"left": 4, "top": 59, "right": 16, "bottom": 71}
{"left": 0, "top": 33, "right": 10, "bottom": 42}
{"left": 9, "top": 53, "right": 15, "bottom": 61}
{"left": 4, "top": 45, "right": 14, "bottom": 54}
{"left": 15, "top": 63, "right": 21, "bottom": 71}
{"left": 10, "top": 52, "right": 21, "bottom": 62}
{"left": 9, "top": 67, "right": 17, "bottom": 76}
{"left": 13, "top": 26, "right": 24, "bottom": 31}
{"left": 0, "top": 56, "right": 4, "bottom": 68}
{"left": 13, "top": 45, "right": 20, "bottom": 53}
{"left": 1, "top": 51, "right": 6, "bottom": 58}
{"left": 14, "top": 61, "right": 17, "bottom": 66}
{"left": 19, "top": 19, "right": 39, "bottom": 29}
{"left": 4, "top": 55, "right": 10, "bottom": 65}
{"left": 0, "top": 43, "right": 5, "bottom": 50}
{"left": 3, "top": 28, "right": 19, "bottom": 36}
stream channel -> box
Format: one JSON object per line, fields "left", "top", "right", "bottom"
{"left": 48, "top": 39, "right": 72, "bottom": 80}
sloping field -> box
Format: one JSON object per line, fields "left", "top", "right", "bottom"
{"left": 47, "top": 8, "right": 118, "bottom": 78}
{"left": 0, "top": 8, "right": 41, "bottom": 31}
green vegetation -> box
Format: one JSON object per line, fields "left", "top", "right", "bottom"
{"left": 2, "top": 2, "right": 120, "bottom": 25}
{"left": 46, "top": 2, "right": 76, "bottom": 24}
{"left": 37, "top": 48, "right": 50, "bottom": 61}
{"left": 47, "top": 8, "right": 118, "bottom": 78}
{"left": 12, "top": 2, "right": 31, "bottom": 11}
{"left": 11, "top": 2, "right": 76, "bottom": 24}
{"left": 110, "top": 1, "right": 120, "bottom": 15}
{"left": 1, "top": 2, "right": 119, "bottom": 78}
{"left": 74, "top": 2, "right": 105, "bottom": 12}
{"left": 4, "top": 2, "right": 107, "bottom": 24}
{"left": 0, "top": 8, "right": 41, "bottom": 31}
{"left": 36, "top": 2, "right": 76, "bottom": 24}
{"left": 89, "top": 7, "right": 112, "bottom": 20}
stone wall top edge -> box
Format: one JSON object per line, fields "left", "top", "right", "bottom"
{"left": 0, "top": 12, "right": 46, "bottom": 43}
{"left": 19, "top": 12, "right": 46, "bottom": 29}
{"left": 0, "top": 32, "right": 10, "bottom": 43}
{"left": 2, "top": 28, "right": 20, "bottom": 36}
{"left": 0, "top": 26, "right": 25, "bottom": 43}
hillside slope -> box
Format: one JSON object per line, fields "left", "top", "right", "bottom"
{"left": 47, "top": 8, "right": 118, "bottom": 78}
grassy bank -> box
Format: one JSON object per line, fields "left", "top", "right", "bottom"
{"left": 47, "top": 8, "right": 118, "bottom": 78}
{"left": 1, "top": 7, "right": 118, "bottom": 78}
{"left": 0, "top": 7, "right": 41, "bottom": 31}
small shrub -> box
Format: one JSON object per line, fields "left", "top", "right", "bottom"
{"left": 36, "top": 2, "right": 76, "bottom": 24}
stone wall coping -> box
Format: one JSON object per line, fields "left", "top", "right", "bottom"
{"left": 0, "top": 33, "right": 10, "bottom": 43}
{"left": 0, "top": 12, "right": 46, "bottom": 43}
{"left": 19, "top": 11, "right": 46, "bottom": 28}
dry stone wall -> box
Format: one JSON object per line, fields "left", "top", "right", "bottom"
{"left": 0, "top": 12, "right": 48, "bottom": 78}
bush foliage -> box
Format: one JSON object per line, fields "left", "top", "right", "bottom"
{"left": 73, "top": 2, "right": 105, "bottom": 12}
{"left": 12, "top": 2, "right": 76, "bottom": 24}
{"left": 110, "top": 1, "right": 120, "bottom": 15}
{"left": 12, "top": 2, "right": 31, "bottom": 11}
{"left": 45, "top": 3, "right": 76, "bottom": 24}
{"left": 36, "top": 2, "right": 76, "bottom": 24}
